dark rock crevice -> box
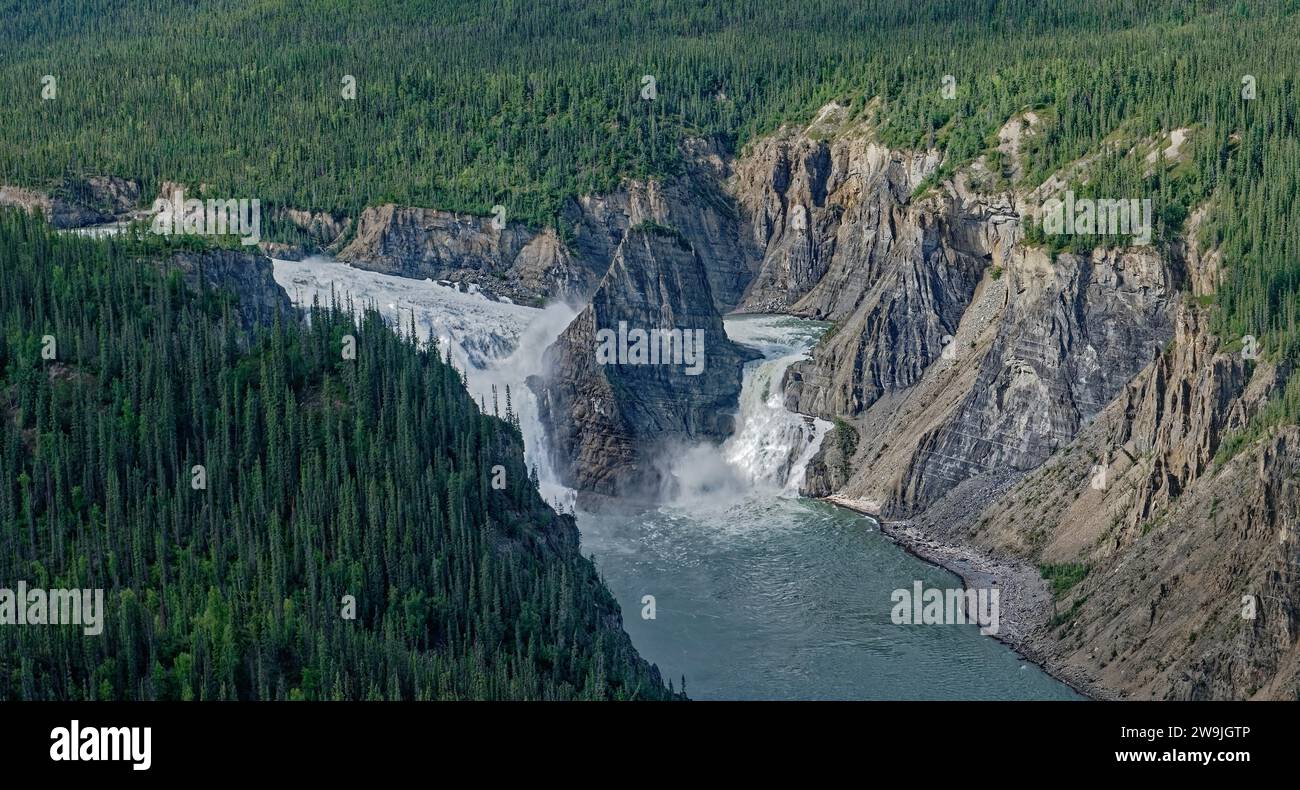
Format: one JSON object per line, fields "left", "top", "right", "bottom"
{"left": 528, "top": 228, "right": 758, "bottom": 505}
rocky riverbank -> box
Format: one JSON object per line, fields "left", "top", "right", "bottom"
{"left": 823, "top": 492, "right": 1105, "bottom": 700}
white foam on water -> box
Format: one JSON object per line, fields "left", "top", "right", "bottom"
{"left": 665, "top": 314, "right": 831, "bottom": 508}
{"left": 270, "top": 256, "right": 578, "bottom": 511}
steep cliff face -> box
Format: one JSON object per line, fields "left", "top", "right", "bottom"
{"left": 734, "top": 104, "right": 1300, "bottom": 698}
{"left": 884, "top": 245, "right": 1174, "bottom": 516}
{"left": 745, "top": 108, "right": 1177, "bottom": 517}
{"left": 336, "top": 205, "right": 571, "bottom": 304}
{"left": 731, "top": 113, "right": 1005, "bottom": 423}
{"left": 937, "top": 299, "right": 1299, "bottom": 699}
{"left": 158, "top": 248, "right": 294, "bottom": 334}
{"left": 282, "top": 208, "right": 350, "bottom": 248}
{"left": 564, "top": 172, "right": 759, "bottom": 313}
{"left": 337, "top": 141, "right": 759, "bottom": 309}
{"left": 731, "top": 103, "right": 948, "bottom": 318}
{"left": 529, "top": 228, "right": 758, "bottom": 502}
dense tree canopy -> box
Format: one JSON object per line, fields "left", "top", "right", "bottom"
{"left": 2, "top": 2, "right": 1296, "bottom": 359}
{"left": 1, "top": 2, "right": 1299, "bottom": 694}
{"left": 0, "top": 210, "right": 676, "bottom": 700}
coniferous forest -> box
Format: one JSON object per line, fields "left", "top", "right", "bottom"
{"left": 2, "top": 1, "right": 1298, "bottom": 395}
{"left": 3, "top": 0, "right": 1300, "bottom": 709}
{"left": 0, "top": 210, "right": 676, "bottom": 700}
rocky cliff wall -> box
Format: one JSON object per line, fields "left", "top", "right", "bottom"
{"left": 1, "top": 176, "right": 141, "bottom": 228}
{"left": 757, "top": 105, "right": 1297, "bottom": 699}
{"left": 529, "top": 227, "right": 758, "bottom": 503}
{"left": 338, "top": 140, "right": 759, "bottom": 309}
{"left": 159, "top": 248, "right": 294, "bottom": 334}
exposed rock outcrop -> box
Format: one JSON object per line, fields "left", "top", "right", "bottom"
{"left": 945, "top": 302, "right": 1298, "bottom": 699}
{"left": 1, "top": 176, "right": 141, "bottom": 229}
{"left": 283, "top": 208, "right": 350, "bottom": 248}
{"left": 336, "top": 205, "right": 569, "bottom": 304}
{"left": 731, "top": 103, "right": 946, "bottom": 317}
{"left": 744, "top": 106, "right": 1176, "bottom": 519}
{"left": 565, "top": 140, "right": 760, "bottom": 313}
{"left": 738, "top": 135, "right": 1001, "bottom": 420}
{"left": 158, "top": 249, "right": 293, "bottom": 334}
{"left": 337, "top": 141, "right": 759, "bottom": 309}
{"left": 884, "top": 245, "right": 1174, "bottom": 516}
{"left": 529, "top": 227, "right": 758, "bottom": 503}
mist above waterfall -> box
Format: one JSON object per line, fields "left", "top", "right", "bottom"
{"left": 270, "top": 258, "right": 827, "bottom": 516}
{"left": 661, "top": 315, "right": 832, "bottom": 508}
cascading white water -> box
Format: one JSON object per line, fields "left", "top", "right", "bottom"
{"left": 270, "top": 259, "right": 828, "bottom": 511}
{"left": 270, "top": 256, "right": 578, "bottom": 511}
{"left": 720, "top": 316, "right": 833, "bottom": 493}
{"left": 665, "top": 315, "right": 832, "bottom": 504}
{"left": 269, "top": 260, "right": 1080, "bottom": 699}
{"left": 461, "top": 303, "right": 578, "bottom": 511}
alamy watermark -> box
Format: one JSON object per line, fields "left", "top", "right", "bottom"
{"left": 50, "top": 720, "right": 151, "bottom": 771}
{"left": 891, "top": 581, "right": 1000, "bottom": 636}
{"left": 151, "top": 188, "right": 261, "bottom": 245}
{"left": 1039, "top": 190, "right": 1153, "bottom": 245}
{"left": 594, "top": 321, "right": 705, "bottom": 375}
{"left": 0, "top": 582, "right": 103, "bottom": 636}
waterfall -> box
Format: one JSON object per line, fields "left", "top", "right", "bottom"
{"left": 270, "top": 258, "right": 827, "bottom": 514}
{"left": 722, "top": 340, "right": 831, "bottom": 493}
{"left": 666, "top": 315, "right": 832, "bottom": 503}
{"left": 461, "top": 303, "right": 578, "bottom": 511}
{"left": 271, "top": 256, "right": 578, "bottom": 511}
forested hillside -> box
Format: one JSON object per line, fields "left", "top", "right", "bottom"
{"left": 3, "top": 0, "right": 1300, "bottom": 700}
{"left": 0, "top": 210, "right": 677, "bottom": 700}
{"left": 2, "top": 1, "right": 1298, "bottom": 372}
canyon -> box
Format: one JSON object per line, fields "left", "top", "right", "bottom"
{"left": 7, "top": 99, "right": 1296, "bottom": 700}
